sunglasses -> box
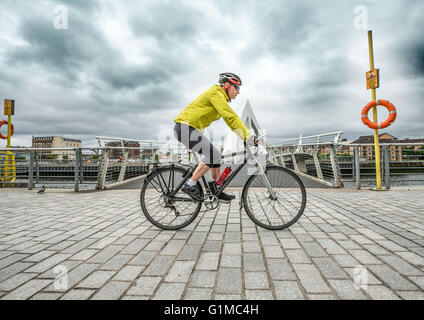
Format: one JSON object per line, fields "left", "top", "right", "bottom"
{"left": 232, "top": 84, "right": 240, "bottom": 91}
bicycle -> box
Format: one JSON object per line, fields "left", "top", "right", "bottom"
{"left": 140, "top": 140, "right": 306, "bottom": 230}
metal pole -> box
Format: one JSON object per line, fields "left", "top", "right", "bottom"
{"left": 28, "top": 151, "right": 34, "bottom": 190}
{"left": 74, "top": 148, "right": 81, "bottom": 191}
{"left": 354, "top": 146, "right": 361, "bottom": 189}
{"left": 368, "top": 30, "right": 382, "bottom": 190}
{"left": 383, "top": 146, "right": 390, "bottom": 189}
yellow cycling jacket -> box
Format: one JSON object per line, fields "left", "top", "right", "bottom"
{"left": 174, "top": 85, "right": 252, "bottom": 141}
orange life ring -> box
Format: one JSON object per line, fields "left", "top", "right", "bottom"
{"left": 361, "top": 99, "right": 397, "bottom": 129}
{"left": 0, "top": 120, "right": 14, "bottom": 139}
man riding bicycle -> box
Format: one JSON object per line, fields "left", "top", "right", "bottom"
{"left": 174, "top": 72, "right": 257, "bottom": 202}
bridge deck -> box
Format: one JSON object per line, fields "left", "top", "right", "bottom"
{"left": 0, "top": 187, "right": 423, "bottom": 300}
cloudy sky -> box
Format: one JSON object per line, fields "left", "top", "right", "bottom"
{"left": 0, "top": 0, "right": 423, "bottom": 148}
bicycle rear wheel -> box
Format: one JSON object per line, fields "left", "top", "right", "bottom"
{"left": 140, "top": 166, "right": 202, "bottom": 230}
{"left": 241, "top": 165, "right": 306, "bottom": 230}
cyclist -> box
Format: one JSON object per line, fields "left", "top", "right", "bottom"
{"left": 174, "top": 72, "right": 256, "bottom": 202}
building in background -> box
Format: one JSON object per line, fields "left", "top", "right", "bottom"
{"left": 349, "top": 133, "right": 424, "bottom": 161}
{"left": 106, "top": 141, "right": 140, "bottom": 159}
{"left": 32, "top": 136, "right": 82, "bottom": 159}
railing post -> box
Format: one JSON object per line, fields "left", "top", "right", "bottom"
{"left": 28, "top": 151, "right": 34, "bottom": 190}
{"left": 354, "top": 146, "right": 361, "bottom": 189}
{"left": 291, "top": 152, "right": 299, "bottom": 172}
{"left": 313, "top": 148, "right": 324, "bottom": 180}
{"left": 118, "top": 140, "right": 128, "bottom": 183}
{"left": 74, "top": 148, "right": 81, "bottom": 192}
{"left": 383, "top": 146, "right": 390, "bottom": 189}
{"left": 330, "top": 144, "right": 342, "bottom": 187}
{"left": 35, "top": 151, "right": 39, "bottom": 184}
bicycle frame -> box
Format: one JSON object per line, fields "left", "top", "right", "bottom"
{"left": 167, "top": 143, "right": 276, "bottom": 201}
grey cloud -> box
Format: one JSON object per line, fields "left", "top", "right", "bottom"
{"left": 129, "top": 1, "right": 203, "bottom": 43}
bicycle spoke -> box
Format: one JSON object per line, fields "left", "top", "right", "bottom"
{"left": 242, "top": 166, "right": 306, "bottom": 230}
{"left": 140, "top": 166, "right": 202, "bottom": 230}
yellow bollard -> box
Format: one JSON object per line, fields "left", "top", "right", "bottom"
{"left": 367, "top": 30, "right": 382, "bottom": 190}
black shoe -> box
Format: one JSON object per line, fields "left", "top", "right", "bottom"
{"left": 217, "top": 192, "right": 235, "bottom": 201}
{"left": 181, "top": 184, "right": 203, "bottom": 202}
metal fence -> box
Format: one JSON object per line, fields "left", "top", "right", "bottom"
{"left": 338, "top": 143, "right": 424, "bottom": 189}
{"left": 1, "top": 136, "right": 423, "bottom": 191}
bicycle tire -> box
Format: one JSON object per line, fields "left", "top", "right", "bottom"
{"left": 140, "top": 165, "right": 202, "bottom": 230}
{"left": 241, "top": 165, "right": 306, "bottom": 230}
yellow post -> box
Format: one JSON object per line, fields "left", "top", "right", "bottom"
{"left": 7, "top": 114, "right": 11, "bottom": 148}
{"left": 368, "top": 30, "right": 382, "bottom": 190}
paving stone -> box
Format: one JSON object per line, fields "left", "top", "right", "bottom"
{"left": 0, "top": 273, "right": 38, "bottom": 291}
{"left": 408, "top": 276, "right": 424, "bottom": 289}
{"left": 267, "top": 259, "right": 295, "bottom": 280}
{"left": 100, "top": 254, "right": 133, "bottom": 271}
{"left": 244, "top": 272, "right": 269, "bottom": 289}
{"left": 293, "top": 264, "right": 331, "bottom": 293}
{"left": 76, "top": 270, "right": 115, "bottom": 289}
{"left": 202, "top": 241, "right": 222, "bottom": 252}
{"left": 160, "top": 240, "right": 186, "bottom": 255}
{"left": 243, "top": 253, "right": 265, "bottom": 271}
{"left": 245, "top": 290, "right": 273, "bottom": 300}
{"left": 30, "top": 292, "right": 62, "bottom": 300}
{"left": 184, "top": 288, "right": 212, "bottom": 300}
{"left": 126, "top": 276, "right": 161, "bottom": 296}
{"left": 396, "top": 291, "right": 424, "bottom": 300}
{"left": 153, "top": 283, "right": 185, "bottom": 300}
{"left": 316, "top": 239, "right": 347, "bottom": 255}
{"left": 364, "top": 285, "right": 400, "bottom": 300}
{"left": 214, "top": 294, "right": 242, "bottom": 300}
{"left": 1, "top": 279, "right": 52, "bottom": 300}
{"left": 378, "top": 255, "right": 423, "bottom": 276}
{"left": 165, "top": 261, "right": 195, "bottom": 282}
{"left": 113, "top": 266, "right": 144, "bottom": 282}
{"left": 313, "top": 258, "right": 349, "bottom": 279}
{"left": 0, "top": 262, "right": 34, "bottom": 282}
{"left": 222, "top": 243, "right": 241, "bottom": 255}
{"left": 328, "top": 280, "right": 366, "bottom": 299}
{"left": 176, "top": 244, "right": 201, "bottom": 261}
{"left": 286, "top": 250, "right": 310, "bottom": 264}
{"left": 216, "top": 268, "right": 242, "bottom": 294}
{"left": 220, "top": 255, "right": 241, "bottom": 268}
{"left": 89, "top": 281, "right": 131, "bottom": 300}
{"left": 273, "top": 281, "right": 304, "bottom": 300}
{"left": 196, "top": 252, "right": 220, "bottom": 271}
{"left": 280, "top": 238, "right": 301, "bottom": 249}
{"left": 367, "top": 265, "right": 418, "bottom": 290}
{"left": 349, "top": 250, "right": 382, "bottom": 265}
{"left": 308, "top": 294, "right": 337, "bottom": 300}
{"left": 263, "top": 246, "right": 285, "bottom": 258}
{"left": 60, "top": 289, "right": 96, "bottom": 300}
{"left": 129, "top": 251, "right": 156, "bottom": 266}
{"left": 301, "top": 242, "right": 328, "bottom": 257}
{"left": 189, "top": 271, "right": 216, "bottom": 288}
{"left": 243, "top": 241, "right": 262, "bottom": 253}
{"left": 142, "top": 255, "right": 174, "bottom": 276}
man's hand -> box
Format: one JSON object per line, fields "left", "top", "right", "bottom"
{"left": 245, "top": 135, "right": 259, "bottom": 147}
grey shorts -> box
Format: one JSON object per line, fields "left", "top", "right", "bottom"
{"left": 173, "top": 122, "right": 221, "bottom": 168}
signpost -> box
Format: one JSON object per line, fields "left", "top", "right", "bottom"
{"left": 367, "top": 31, "right": 382, "bottom": 190}
{"left": 1, "top": 99, "right": 16, "bottom": 186}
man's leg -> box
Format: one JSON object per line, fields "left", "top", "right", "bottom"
{"left": 191, "top": 162, "right": 211, "bottom": 181}
{"left": 210, "top": 167, "right": 220, "bottom": 181}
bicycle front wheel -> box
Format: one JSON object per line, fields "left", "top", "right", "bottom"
{"left": 242, "top": 165, "right": 306, "bottom": 230}
{"left": 140, "top": 166, "right": 202, "bottom": 230}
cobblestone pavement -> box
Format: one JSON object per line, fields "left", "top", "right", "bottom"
{"left": 0, "top": 188, "right": 423, "bottom": 300}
